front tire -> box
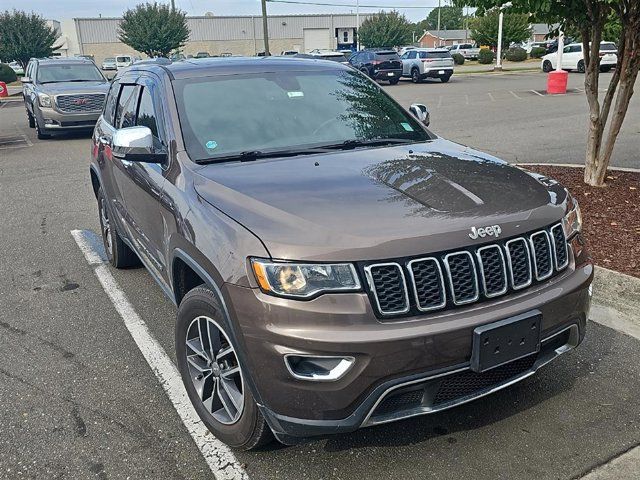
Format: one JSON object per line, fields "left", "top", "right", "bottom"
{"left": 27, "top": 110, "right": 35, "bottom": 128}
{"left": 411, "top": 68, "right": 422, "bottom": 84}
{"left": 97, "top": 187, "right": 140, "bottom": 268}
{"left": 600, "top": 66, "right": 611, "bottom": 73}
{"left": 176, "top": 287, "right": 273, "bottom": 450}
{"left": 440, "top": 75, "right": 451, "bottom": 83}
{"left": 34, "top": 112, "right": 51, "bottom": 140}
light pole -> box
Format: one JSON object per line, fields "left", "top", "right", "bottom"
{"left": 261, "top": 0, "right": 270, "bottom": 56}
{"left": 356, "top": 0, "right": 360, "bottom": 50}
{"left": 437, "top": 0, "right": 441, "bottom": 44}
{"left": 495, "top": 10, "right": 504, "bottom": 70}
{"left": 555, "top": 30, "right": 565, "bottom": 71}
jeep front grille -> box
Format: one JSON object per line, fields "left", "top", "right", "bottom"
{"left": 56, "top": 93, "right": 106, "bottom": 113}
{"left": 364, "top": 223, "right": 569, "bottom": 317}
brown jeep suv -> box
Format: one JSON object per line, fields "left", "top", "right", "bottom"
{"left": 89, "top": 57, "right": 592, "bottom": 450}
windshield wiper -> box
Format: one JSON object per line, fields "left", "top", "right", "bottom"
{"left": 321, "top": 138, "right": 414, "bottom": 150}
{"left": 195, "top": 147, "right": 331, "bottom": 164}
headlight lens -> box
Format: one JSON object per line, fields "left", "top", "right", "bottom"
{"left": 251, "top": 259, "right": 361, "bottom": 298}
{"left": 562, "top": 193, "right": 582, "bottom": 239}
{"left": 38, "top": 93, "right": 52, "bottom": 108}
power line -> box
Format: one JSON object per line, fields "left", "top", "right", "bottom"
{"left": 266, "top": 0, "right": 438, "bottom": 8}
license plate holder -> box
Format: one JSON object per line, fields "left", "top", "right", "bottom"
{"left": 470, "top": 311, "right": 541, "bottom": 373}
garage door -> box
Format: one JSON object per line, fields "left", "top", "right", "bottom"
{"left": 303, "top": 28, "right": 331, "bottom": 52}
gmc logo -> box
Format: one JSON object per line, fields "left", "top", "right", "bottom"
{"left": 469, "top": 225, "right": 502, "bottom": 240}
{"left": 73, "top": 98, "right": 88, "bottom": 105}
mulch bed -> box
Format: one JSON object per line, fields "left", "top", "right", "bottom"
{"left": 524, "top": 165, "right": 640, "bottom": 278}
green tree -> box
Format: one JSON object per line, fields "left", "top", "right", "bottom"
{"left": 470, "top": 11, "right": 532, "bottom": 49}
{"left": 359, "top": 11, "right": 413, "bottom": 48}
{"left": 425, "top": 6, "right": 466, "bottom": 30}
{"left": 455, "top": 0, "right": 640, "bottom": 187}
{"left": 0, "top": 10, "right": 59, "bottom": 68}
{"left": 118, "top": 2, "right": 189, "bottom": 58}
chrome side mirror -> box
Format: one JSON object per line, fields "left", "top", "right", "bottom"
{"left": 112, "top": 126, "right": 166, "bottom": 163}
{"left": 409, "top": 103, "right": 430, "bottom": 127}
{"left": 21, "top": 77, "right": 32, "bottom": 84}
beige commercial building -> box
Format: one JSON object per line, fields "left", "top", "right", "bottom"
{"left": 70, "top": 14, "right": 374, "bottom": 64}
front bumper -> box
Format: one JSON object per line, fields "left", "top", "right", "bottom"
{"left": 36, "top": 106, "right": 100, "bottom": 130}
{"left": 225, "top": 239, "right": 593, "bottom": 443}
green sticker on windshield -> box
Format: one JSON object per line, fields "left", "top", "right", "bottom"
{"left": 401, "top": 122, "right": 414, "bottom": 132}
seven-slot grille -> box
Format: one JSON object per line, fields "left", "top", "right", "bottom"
{"left": 56, "top": 93, "right": 106, "bottom": 113}
{"left": 365, "top": 223, "right": 569, "bottom": 317}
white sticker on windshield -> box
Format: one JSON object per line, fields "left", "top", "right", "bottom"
{"left": 401, "top": 122, "right": 414, "bottom": 132}
{"left": 205, "top": 140, "right": 218, "bottom": 150}
{"left": 287, "top": 91, "right": 304, "bottom": 98}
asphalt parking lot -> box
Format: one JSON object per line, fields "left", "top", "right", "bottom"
{"left": 1, "top": 71, "right": 639, "bottom": 480}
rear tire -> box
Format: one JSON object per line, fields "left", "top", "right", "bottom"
{"left": 578, "top": 60, "right": 585, "bottom": 73}
{"left": 176, "top": 286, "right": 273, "bottom": 450}
{"left": 97, "top": 186, "right": 140, "bottom": 268}
{"left": 440, "top": 75, "right": 451, "bottom": 83}
{"left": 542, "top": 60, "right": 553, "bottom": 73}
{"left": 600, "top": 66, "right": 611, "bottom": 73}
{"left": 411, "top": 68, "right": 422, "bottom": 84}
{"left": 389, "top": 77, "right": 400, "bottom": 85}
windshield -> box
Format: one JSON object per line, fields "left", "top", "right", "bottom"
{"left": 37, "top": 64, "right": 105, "bottom": 83}
{"left": 174, "top": 69, "right": 432, "bottom": 162}
{"left": 116, "top": 56, "right": 131, "bottom": 63}
{"left": 104, "top": 57, "right": 115, "bottom": 62}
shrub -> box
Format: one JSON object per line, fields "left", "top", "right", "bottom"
{"left": 505, "top": 46, "right": 527, "bottom": 62}
{"left": 0, "top": 63, "right": 18, "bottom": 83}
{"left": 530, "top": 46, "right": 546, "bottom": 59}
{"left": 478, "top": 49, "right": 494, "bottom": 64}
{"left": 451, "top": 53, "right": 465, "bottom": 65}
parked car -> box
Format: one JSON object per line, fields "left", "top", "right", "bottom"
{"left": 523, "top": 41, "right": 547, "bottom": 54}
{"left": 400, "top": 48, "right": 454, "bottom": 83}
{"left": 22, "top": 57, "right": 110, "bottom": 139}
{"left": 398, "top": 46, "right": 417, "bottom": 56}
{"left": 303, "top": 50, "right": 349, "bottom": 63}
{"left": 541, "top": 42, "right": 617, "bottom": 73}
{"left": 90, "top": 56, "right": 592, "bottom": 450}
{"left": 280, "top": 50, "right": 299, "bottom": 56}
{"left": 348, "top": 48, "right": 402, "bottom": 84}
{"left": 195, "top": 51, "right": 211, "bottom": 58}
{"left": 448, "top": 43, "right": 480, "bottom": 60}
{"left": 9, "top": 61, "right": 24, "bottom": 76}
{"left": 545, "top": 37, "right": 575, "bottom": 54}
{"left": 101, "top": 57, "right": 117, "bottom": 70}
{"left": 115, "top": 55, "right": 139, "bottom": 70}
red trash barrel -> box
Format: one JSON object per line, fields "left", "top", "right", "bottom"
{"left": 547, "top": 70, "right": 568, "bottom": 94}
{"left": 0, "top": 81, "right": 8, "bottom": 98}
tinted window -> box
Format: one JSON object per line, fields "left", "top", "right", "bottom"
{"left": 421, "top": 51, "right": 451, "bottom": 58}
{"left": 174, "top": 69, "right": 431, "bottom": 162}
{"left": 407, "top": 51, "right": 417, "bottom": 59}
{"left": 136, "top": 87, "right": 160, "bottom": 141}
{"left": 103, "top": 80, "right": 120, "bottom": 126}
{"left": 115, "top": 85, "right": 140, "bottom": 129}
{"left": 36, "top": 63, "right": 104, "bottom": 83}
{"left": 375, "top": 51, "right": 399, "bottom": 59}
{"left": 600, "top": 43, "right": 617, "bottom": 51}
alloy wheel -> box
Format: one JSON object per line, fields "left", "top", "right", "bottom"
{"left": 185, "top": 316, "right": 244, "bottom": 425}
{"left": 100, "top": 197, "right": 113, "bottom": 256}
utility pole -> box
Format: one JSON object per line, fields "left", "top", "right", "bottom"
{"left": 261, "top": 0, "right": 270, "bottom": 56}
{"left": 170, "top": 0, "right": 175, "bottom": 11}
{"left": 437, "top": 0, "right": 441, "bottom": 46}
{"left": 356, "top": 0, "right": 360, "bottom": 50}
{"left": 495, "top": 10, "right": 504, "bottom": 70}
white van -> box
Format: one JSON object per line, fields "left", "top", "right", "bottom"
{"left": 115, "top": 55, "right": 140, "bottom": 70}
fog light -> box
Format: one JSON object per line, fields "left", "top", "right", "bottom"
{"left": 285, "top": 355, "right": 354, "bottom": 381}
{"left": 44, "top": 118, "right": 54, "bottom": 124}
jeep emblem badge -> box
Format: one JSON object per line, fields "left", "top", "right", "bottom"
{"left": 469, "top": 225, "right": 502, "bottom": 240}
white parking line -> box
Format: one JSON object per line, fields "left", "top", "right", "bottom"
{"left": 71, "top": 229, "right": 249, "bottom": 480}
{"left": 509, "top": 90, "right": 522, "bottom": 99}
{"left": 530, "top": 89, "right": 545, "bottom": 97}
{"left": 487, "top": 92, "right": 496, "bottom": 102}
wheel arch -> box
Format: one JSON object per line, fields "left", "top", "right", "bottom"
{"left": 89, "top": 165, "right": 101, "bottom": 200}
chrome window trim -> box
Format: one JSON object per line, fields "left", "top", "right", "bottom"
{"left": 475, "top": 244, "right": 508, "bottom": 298}
{"left": 364, "top": 262, "right": 410, "bottom": 316}
{"left": 529, "top": 230, "right": 554, "bottom": 281}
{"left": 550, "top": 223, "right": 569, "bottom": 270}
{"left": 406, "top": 257, "right": 447, "bottom": 312}
{"left": 443, "top": 251, "right": 479, "bottom": 305}
{"left": 504, "top": 237, "right": 533, "bottom": 290}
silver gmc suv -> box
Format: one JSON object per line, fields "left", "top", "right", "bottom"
{"left": 22, "top": 58, "right": 110, "bottom": 139}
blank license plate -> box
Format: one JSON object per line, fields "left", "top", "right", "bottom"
{"left": 470, "top": 311, "right": 541, "bottom": 373}
{"left": 438, "top": 70, "right": 445, "bottom": 74}
{"left": 387, "top": 72, "right": 395, "bottom": 76}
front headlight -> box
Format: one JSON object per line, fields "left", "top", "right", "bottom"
{"left": 38, "top": 93, "right": 52, "bottom": 108}
{"left": 251, "top": 259, "right": 361, "bottom": 298}
{"left": 562, "top": 193, "right": 582, "bottom": 239}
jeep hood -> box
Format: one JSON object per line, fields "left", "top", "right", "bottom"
{"left": 193, "top": 138, "right": 568, "bottom": 261}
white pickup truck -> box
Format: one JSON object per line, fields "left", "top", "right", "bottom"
{"left": 448, "top": 43, "right": 481, "bottom": 60}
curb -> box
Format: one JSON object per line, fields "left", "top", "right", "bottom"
{"left": 590, "top": 266, "right": 640, "bottom": 341}
{"left": 515, "top": 162, "right": 640, "bottom": 174}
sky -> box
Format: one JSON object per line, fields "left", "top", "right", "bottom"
{"left": 7, "top": 0, "right": 452, "bottom": 23}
